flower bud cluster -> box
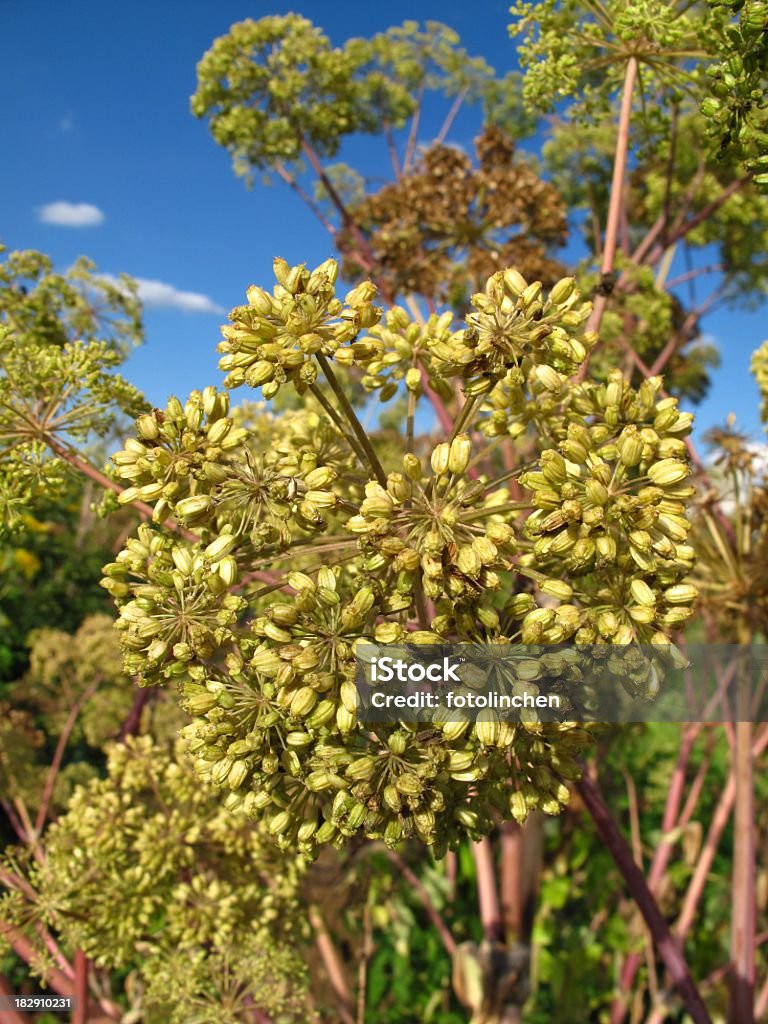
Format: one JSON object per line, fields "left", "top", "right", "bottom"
{"left": 343, "top": 305, "right": 457, "bottom": 403}
{"left": 112, "top": 388, "right": 246, "bottom": 523}
{"left": 218, "top": 257, "right": 381, "bottom": 396}
{"left": 10, "top": 737, "right": 310, "bottom": 1020}
{"left": 104, "top": 261, "right": 699, "bottom": 857}
{"left": 347, "top": 439, "right": 517, "bottom": 603}
{"left": 434, "top": 270, "right": 595, "bottom": 395}
{"left": 519, "top": 371, "right": 697, "bottom": 643}
{"left": 751, "top": 339, "right": 768, "bottom": 426}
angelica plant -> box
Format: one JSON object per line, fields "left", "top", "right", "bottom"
{"left": 101, "top": 257, "right": 698, "bottom": 860}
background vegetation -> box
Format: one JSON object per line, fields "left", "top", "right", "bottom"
{"left": 1, "top": 2, "right": 768, "bottom": 1022}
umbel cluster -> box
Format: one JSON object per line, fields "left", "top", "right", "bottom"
{"left": 102, "top": 258, "right": 697, "bottom": 857}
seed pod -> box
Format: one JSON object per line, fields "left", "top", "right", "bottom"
{"left": 449, "top": 750, "right": 475, "bottom": 773}
{"left": 246, "top": 285, "right": 273, "bottom": 315}
{"left": 448, "top": 433, "right": 472, "bottom": 474}
{"left": 457, "top": 546, "right": 482, "bottom": 577}
{"left": 387, "top": 732, "right": 407, "bottom": 755}
{"left": 395, "top": 773, "right": 422, "bottom": 796}
{"left": 504, "top": 268, "right": 528, "bottom": 295}
{"left": 136, "top": 414, "right": 159, "bottom": 441}
{"left": 664, "top": 584, "right": 698, "bottom": 605}
{"left": 205, "top": 533, "right": 238, "bottom": 561}
{"left": 316, "top": 820, "right": 338, "bottom": 844}
{"left": 648, "top": 459, "right": 688, "bottom": 486}
{"left": 403, "top": 453, "right": 423, "bottom": 480}
{"left": 175, "top": 495, "right": 213, "bottom": 524}
{"left": 431, "top": 442, "right": 450, "bottom": 476}
{"left": 336, "top": 706, "right": 356, "bottom": 733}
{"left": 285, "top": 731, "right": 312, "bottom": 747}
{"left": 630, "top": 579, "right": 656, "bottom": 607}
{"left": 228, "top": 761, "right": 249, "bottom": 790}
{"left": 540, "top": 579, "right": 573, "bottom": 601}
{"left": 455, "top": 806, "right": 480, "bottom": 829}
{"left": 186, "top": 692, "right": 219, "bottom": 715}
{"left": 383, "top": 784, "right": 402, "bottom": 813}
{"left": 268, "top": 810, "right": 292, "bottom": 836}
{"left": 550, "top": 276, "right": 576, "bottom": 305}
{"left": 405, "top": 367, "right": 422, "bottom": 393}
{"left": 536, "top": 365, "right": 562, "bottom": 392}
{"left": 475, "top": 710, "right": 500, "bottom": 747}
{"left": 509, "top": 790, "right": 528, "bottom": 824}
{"left": 442, "top": 716, "right": 469, "bottom": 741}
{"left": 290, "top": 686, "right": 318, "bottom": 718}
{"left": 245, "top": 361, "right": 276, "bottom": 387}
{"left": 346, "top": 756, "right": 377, "bottom": 781}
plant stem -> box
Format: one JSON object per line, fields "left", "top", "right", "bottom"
{"left": 435, "top": 86, "right": 469, "bottom": 146}
{"left": 586, "top": 57, "right": 638, "bottom": 337}
{"left": 729, "top": 703, "right": 755, "bottom": 1022}
{"left": 73, "top": 950, "right": 88, "bottom": 1024}
{"left": 308, "top": 382, "right": 370, "bottom": 468}
{"left": 473, "top": 837, "right": 503, "bottom": 942}
{"left": 449, "top": 394, "right": 480, "bottom": 444}
{"left": 316, "top": 354, "right": 387, "bottom": 486}
{"left": 35, "top": 679, "right": 100, "bottom": 835}
{"left": 385, "top": 849, "right": 457, "bottom": 956}
{"left": 308, "top": 905, "right": 356, "bottom": 1024}
{"left": 576, "top": 767, "right": 712, "bottom": 1024}
{"left": 0, "top": 973, "right": 26, "bottom": 1024}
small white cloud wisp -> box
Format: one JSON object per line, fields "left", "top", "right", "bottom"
{"left": 38, "top": 201, "right": 105, "bottom": 227}
{"left": 100, "top": 273, "right": 224, "bottom": 315}
{"left": 134, "top": 278, "right": 224, "bottom": 315}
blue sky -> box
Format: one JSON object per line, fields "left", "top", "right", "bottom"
{"left": 1, "top": 0, "right": 766, "bottom": 444}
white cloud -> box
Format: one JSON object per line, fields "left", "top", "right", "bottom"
{"left": 133, "top": 278, "right": 224, "bottom": 315}
{"left": 38, "top": 201, "right": 104, "bottom": 227}
{"left": 98, "top": 272, "right": 224, "bottom": 315}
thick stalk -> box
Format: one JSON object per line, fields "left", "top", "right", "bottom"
{"left": 584, "top": 57, "right": 638, "bottom": 340}
{"left": 729, "top": 704, "right": 755, "bottom": 1023}
{"left": 473, "top": 837, "right": 503, "bottom": 942}
{"left": 308, "top": 905, "right": 356, "bottom": 1024}
{"left": 435, "top": 86, "right": 469, "bottom": 146}
{"left": 308, "top": 382, "right": 371, "bottom": 469}
{"left": 300, "top": 140, "right": 381, "bottom": 285}
{"left": 73, "top": 950, "right": 88, "bottom": 1024}
{"left": 612, "top": 725, "right": 701, "bottom": 1018}
{"left": 576, "top": 769, "right": 712, "bottom": 1024}
{"left": 0, "top": 974, "right": 26, "bottom": 1024}
{"left": 118, "top": 689, "right": 151, "bottom": 741}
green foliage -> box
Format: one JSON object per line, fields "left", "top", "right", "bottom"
{"left": 751, "top": 338, "right": 768, "bottom": 425}
{"left": 510, "top": 0, "right": 768, "bottom": 192}
{"left": 1, "top": 737, "right": 314, "bottom": 1023}
{"left": 0, "top": 246, "right": 148, "bottom": 535}
{"left": 701, "top": 0, "right": 768, "bottom": 187}
{"left": 192, "top": 15, "right": 498, "bottom": 179}
{"left": 0, "top": 481, "right": 127, "bottom": 682}
{"left": 0, "top": 616, "right": 137, "bottom": 818}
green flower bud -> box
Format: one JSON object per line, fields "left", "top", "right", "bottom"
{"left": 648, "top": 459, "right": 688, "bottom": 486}
{"left": 431, "top": 442, "right": 450, "bottom": 476}
{"left": 664, "top": 585, "right": 698, "bottom": 605}
{"left": 509, "top": 790, "right": 528, "bottom": 824}
{"left": 448, "top": 433, "right": 472, "bottom": 474}
{"left": 630, "top": 579, "right": 656, "bottom": 607}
